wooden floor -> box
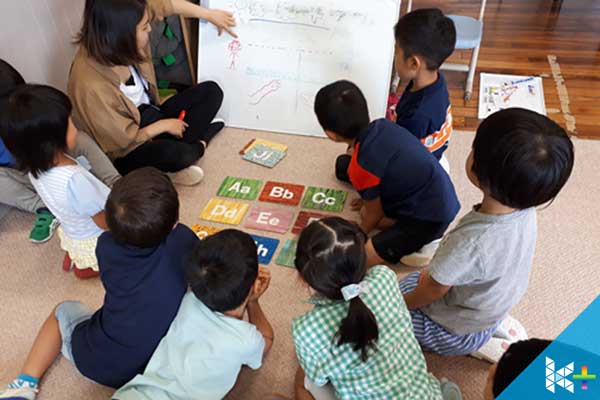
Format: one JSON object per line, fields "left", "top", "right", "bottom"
{"left": 406, "top": 0, "right": 600, "bottom": 138}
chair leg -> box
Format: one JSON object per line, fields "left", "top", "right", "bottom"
{"left": 465, "top": 44, "right": 481, "bottom": 101}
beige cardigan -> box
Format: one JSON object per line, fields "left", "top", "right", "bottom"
{"left": 68, "top": 0, "right": 175, "bottom": 160}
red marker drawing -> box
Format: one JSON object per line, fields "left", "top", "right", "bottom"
{"left": 178, "top": 110, "right": 186, "bottom": 120}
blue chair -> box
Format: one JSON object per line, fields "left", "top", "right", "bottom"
{"left": 406, "top": 0, "right": 487, "bottom": 100}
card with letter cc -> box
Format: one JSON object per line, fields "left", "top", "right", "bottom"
{"left": 301, "top": 187, "right": 347, "bottom": 212}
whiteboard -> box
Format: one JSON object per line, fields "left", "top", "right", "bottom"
{"left": 198, "top": 0, "right": 401, "bottom": 137}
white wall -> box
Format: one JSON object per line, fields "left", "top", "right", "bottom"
{"left": 0, "top": 0, "right": 84, "bottom": 91}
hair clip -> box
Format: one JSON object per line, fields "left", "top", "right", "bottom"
{"left": 341, "top": 281, "right": 370, "bottom": 301}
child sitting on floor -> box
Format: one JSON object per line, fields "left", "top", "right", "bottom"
{"left": 400, "top": 108, "right": 575, "bottom": 362}
{"left": 392, "top": 8, "right": 456, "bottom": 173}
{"left": 289, "top": 217, "right": 460, "bottom": 400}
{"left": 114, "top": 229, "right": 274, "bottom": 400}
{"left": 316, "top": 80, "right": 460, "bottom": 268}
{"left": 0, "top": 59, "right": 120, "bottom": 244}
{"left": 0, "top": 84, "right": 109, "bottom": 278}
{"left": 0, "top": 167, "right": 198, "bottom": 399}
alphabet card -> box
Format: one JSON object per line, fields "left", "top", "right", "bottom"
{"left": 199, "top": 198, "right": 249, "bottom": 225}
{"left": 217, "top": 176, "right": 263, "bottom": 200}
{"left": 240, "top": 138, "right": 288, "bottom": 155}
{"left": 242, "top": 144, "right": 286, "bottom": 168}
{"left": 244, "top": 206, "right": 294, "bottom": 234}
{"left": 292, "top": 211, "right": 332, "bottom": 234}
{"left": 191, "top": 224, "right": 221, "bottom": 239}
{"left": 251, "top": 234, "right": 280, "bottom": 264}
{"left": 259, "top": 181, "right": 305, "bottom": 206}
{"left": 301, "top": 187, "right": 347, "bottom": 212}
{"left": 275, "top": 239, "right": 297, "bottom": 268}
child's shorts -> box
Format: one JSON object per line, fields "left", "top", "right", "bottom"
{"left": 55, "top": 301, "right": 94, "bottom": 361}
{"left": 372, "top": 215, "right": 448, "bottom": 264}
{"left": 399, "top": 272, "right": 498, "bottom": 355}
{"left": 58, "top": 227, "right": 100, "bottom": 271}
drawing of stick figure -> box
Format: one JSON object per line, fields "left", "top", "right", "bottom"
{"left": 228, "top": 40, "right": 242, "bottom": 70}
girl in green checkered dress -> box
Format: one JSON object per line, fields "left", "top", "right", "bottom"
{"left": 290, "top": 217, "right": 461, "bottom": 400}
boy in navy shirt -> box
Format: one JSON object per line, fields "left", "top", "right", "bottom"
{"left": 0, "top": 168, "right": 198, "bottom": 399}
{"left": 393, "top": 8, "right": 456, "bottom": 171}
{"left": 316, "top": 80, "right": 460, "bottom": 267}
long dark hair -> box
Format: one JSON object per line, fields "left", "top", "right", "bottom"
{"left": 295, "top": 217, "right": 378, "bottom": 361}
{"left": 76, "top": 0, "right": 148, "bottom": 66}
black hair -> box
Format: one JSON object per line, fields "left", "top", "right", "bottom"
{"left": 314, "top": 80, "right": 370, "bottom": 140}
{"left": 105, "top": 167, "right": 179, "bottom": 248}
{"left": 472, "top": 108, "right": 575, "bottom": 209}
{"left": 76, "top": 0, "right": 148, "bottom": 66}
{"left": 394, "top": 8, "right": 456, "bottom": 70}
{"left": 0, "top": 59, "right": 25, "bottom": 98}
{"left": 295, "top": 217, "right": 378, "bottom": 362}
{"left": 0, "top": 84, "right": 72, "bottom": 178}
{"left": 493, "top": 339, "right": 551, "bottom": 397}
{"left": 185, "top": 230, "right": 258, "bottom": 312}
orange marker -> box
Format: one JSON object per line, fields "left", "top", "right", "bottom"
{"left": 178, "top": 110, "right": 186, "bottom": 120}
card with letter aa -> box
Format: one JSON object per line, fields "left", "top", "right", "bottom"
{"left": 199, "top": 198, "right": 249, "bottom": 225}
{"left": 191, "top": 224, "right": 221, "bottom": 239}
{"left": 275, "top": 239, "right": 297, "bottom": 268}
{"left": 242, "top": 144, "right": 286, "bottom": 168}
{"left": 217, "top": 176, "right": 263, "bottom": 200}
{"left": 301, "top": 187, "right": 347, "bottom": 212}
{"left": 250, "top": 234, "right": 280, "bottom": 264}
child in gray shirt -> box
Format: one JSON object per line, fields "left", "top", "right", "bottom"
{"left": 400, "top": 108, "right": 574, "bottom": 362}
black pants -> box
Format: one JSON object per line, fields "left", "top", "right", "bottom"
{"left": 335, "top": 154, "right": 448, "bottom": 263}
{"left": 114, "top": 81, "right": 223, "bottom": 175}
{"left": 335, "top": 154, "right": 352, "bottom": 183}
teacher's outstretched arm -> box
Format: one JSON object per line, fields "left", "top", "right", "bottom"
{"left": 172, "top": 0, "right": 237, "bottom": 37}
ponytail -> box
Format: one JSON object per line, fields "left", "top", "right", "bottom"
{"left": 338, "top": 296, "right": 379, "bottom": 361}
{"left": 296, "top": 217, "right": 380, "bottom": 362}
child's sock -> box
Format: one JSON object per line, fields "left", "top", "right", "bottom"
{"left": 8, "top": 375, "right": 38, "bottom": 390}
{"left": 0, "top": 375, "right": 39, "bottom": 400}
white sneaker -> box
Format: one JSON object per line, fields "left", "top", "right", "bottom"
{"left": 400, "top": 239, "right": 441, "bottom": 267}
{"left": 493, "top": 315, "right": 528, "bottom": 342}
{"left": 471, "top": 337, "right": 512, "bottom": 363}
{"left": 0, "top": 386, "right": 38, "bottom": 400}
{"left": 166, "top": 166, "right": 204, "bottom": 186}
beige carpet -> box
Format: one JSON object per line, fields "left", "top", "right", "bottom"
{"left": 1, "top": 128, "right": 599, "bottom": 400}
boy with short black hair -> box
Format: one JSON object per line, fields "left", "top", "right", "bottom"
{"left": 0, "top": 167, "right": 198, "bottom": 400}
{"left": 0, "top": 58, "right": 119, "bottom": 243}
{"left": 400, "top": 108, "right": 575, "bottom": 361}
{"left": 484, "top": 339, "right": 551, "bottom": 399}
{"left": 393, "top": 8, "right": 456, "bottom": 170}
{"left": 316, "top": 80, "right": 460, "bottom": 269}
{"left": 114, "top": 229, "right": 274, "bottom": 400}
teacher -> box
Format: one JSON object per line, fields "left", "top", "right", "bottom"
{"left": 68, "top": 0, "right": 236, "bottom": 185}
